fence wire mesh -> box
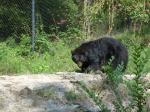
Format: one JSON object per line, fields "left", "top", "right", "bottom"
{"left": 0, "top": 0, "right": 32, "bottom": 38}
{"left": 0, "top": 0, "right": 76, "bottom": 37}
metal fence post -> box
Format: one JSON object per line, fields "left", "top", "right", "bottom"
{"left": 32, "top": 0, "right": 35, "bottom": 52}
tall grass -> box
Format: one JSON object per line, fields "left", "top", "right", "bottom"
{"left": 0, "top": 31, "right": 149, "bottom": 75}
{"left": 0, "top": 34, "right": 77, "bottom": 75}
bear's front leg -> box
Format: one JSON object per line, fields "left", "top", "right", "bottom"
{"left": 84, "top": 63, "right": 100, "bottom": 73}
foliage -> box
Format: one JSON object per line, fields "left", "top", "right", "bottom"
{"left": 36, "top": 0, "right": 79, "bottom": 33}
{"left": 0, "top": 34, "right": 77, "bottom": 74}
{"left": 103, "top": 57, "right": 127, "bottom": 111}
{"left": 78, "top": 81, "right": 110, "bottom": 112}
{"left": 101, "top": 39, "right": 149, "bottom": 111}
{"left": 115, "top": 32, "right": 150, "bottom": 74}
{"left": 0, "top": 1, "right": 150, "bottom": 111}
{"left": 1, "top": 0, "right": 149, "bottom": 39}
{"left": 36, "top": 88, "right": 54, "bottom": 99}
{"left": 65, "top": 90, "right": 78, "bottom": 101}
{"left": 0, "top": 0, "right": 31, "bottom": 38}
{"left": 78, "top": 41, "right": 149, "bottom": 111}
{"left": 0, "top": 0, "right": 79, "bottom": 38}
{"left": 120, "top": 0, "right": 149, "bottom": 23}
{"left": 125, "top": 45, "right": 148, "bottom": 112}
{"left": 0, "top": 32, "right": 149, "bottom": 75}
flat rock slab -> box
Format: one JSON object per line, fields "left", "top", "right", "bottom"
{"left": 0, "top": 72, "right": 102, "bottom": 112}
{"left": 0, "top": 72, "right": 150, "bottom": 112}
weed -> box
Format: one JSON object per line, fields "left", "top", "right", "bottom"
{"left": 77, "top": 81, "right": 110, "bottom": 112}
{"left": 65, "top": 90, "right": 78, "bottom": 101}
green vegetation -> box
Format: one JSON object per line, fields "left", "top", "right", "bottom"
{"left": 125, "top": 45, "right": 149, "bottom": 112}
{"left": 0, "top": 0, "right": 149, "bottom": 74}
{"left": 115, "top": 32, "right": 150, "bottom": 74}
{"left": 0, "top": 33, "right": 79, "bottom": 74}
{"left": 78, "top": 81, "right": 110, "bottom": 112}
{"left": 65, "top": 90, "right": 79, "bottom": 101}
{"left": 78, "top": 45, "right": 149, "bottom": 111}
{"left": 0, "top": 0, "right": 150, "bottom": 111}
{"left": 36, "top": 88, "right": 54, "bottom": 99}
{"left": 0, "top": 31, "right": 149, "bottom": 75}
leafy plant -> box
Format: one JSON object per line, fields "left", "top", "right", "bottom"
{"left": 65, "top": 90, "right": 78, "bottom": 101}
{"left": 103, "top": 57, "right": 127, "bottom": 112}
{"left": 77, "top": 81, "right": 110, "bottom": 112}
{"left": 126, "top": 44, "right": 148, "bottom": 112}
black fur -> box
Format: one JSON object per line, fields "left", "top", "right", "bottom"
{"left": 71, "top": 37, "right": 128, "bottom": 73}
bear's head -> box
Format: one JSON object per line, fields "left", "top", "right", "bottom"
{"left": 71, "top": 50, "right": 87, "bottom": 68}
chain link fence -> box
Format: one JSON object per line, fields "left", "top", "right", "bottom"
{"left": 0, "top": 0, "right": 32, "bottom": 38}
{"left": 0, "top": 0, "right": 79, "bottom": 50}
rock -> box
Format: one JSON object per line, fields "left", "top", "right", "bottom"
{"left": 0, "top": 73, "right": 102, "bottom": 112}
{"left": 0, "top": 72, "right": 149, "bottom": 112}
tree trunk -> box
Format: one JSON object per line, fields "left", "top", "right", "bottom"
{"left": 108, "top": 0, "right": 114, "bottom": 35}
{"left": 83, "top": 0, "right": 91, "bottom": 38}
{"left": 108, "top": 1, "right": 111, "bottom": 35}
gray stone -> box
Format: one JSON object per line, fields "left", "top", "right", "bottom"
{"left": 0, "top": 72, "right": 149, "bottom": 112}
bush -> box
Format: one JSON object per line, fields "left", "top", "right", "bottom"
{"left": 0, "top": 34, "right": 77, "bottom": 74}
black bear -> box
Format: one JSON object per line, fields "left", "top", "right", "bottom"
{"left": 71, "top": 37, "right": 128, "bottom": 73}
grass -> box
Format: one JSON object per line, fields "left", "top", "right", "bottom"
{"left": 0, "top": 32, "right": 149, "bottom": 75}
{"left": 0, "top": 35, "right": 78, "bottom": 75}
{"left": 115, "top": 32, "right": 150, "bottom": 74}
{"left": 65, "top": 90, "right": 79, "bottom": 101}
{"left": 0, "top": 41, "right": 78, "bottom": 74}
